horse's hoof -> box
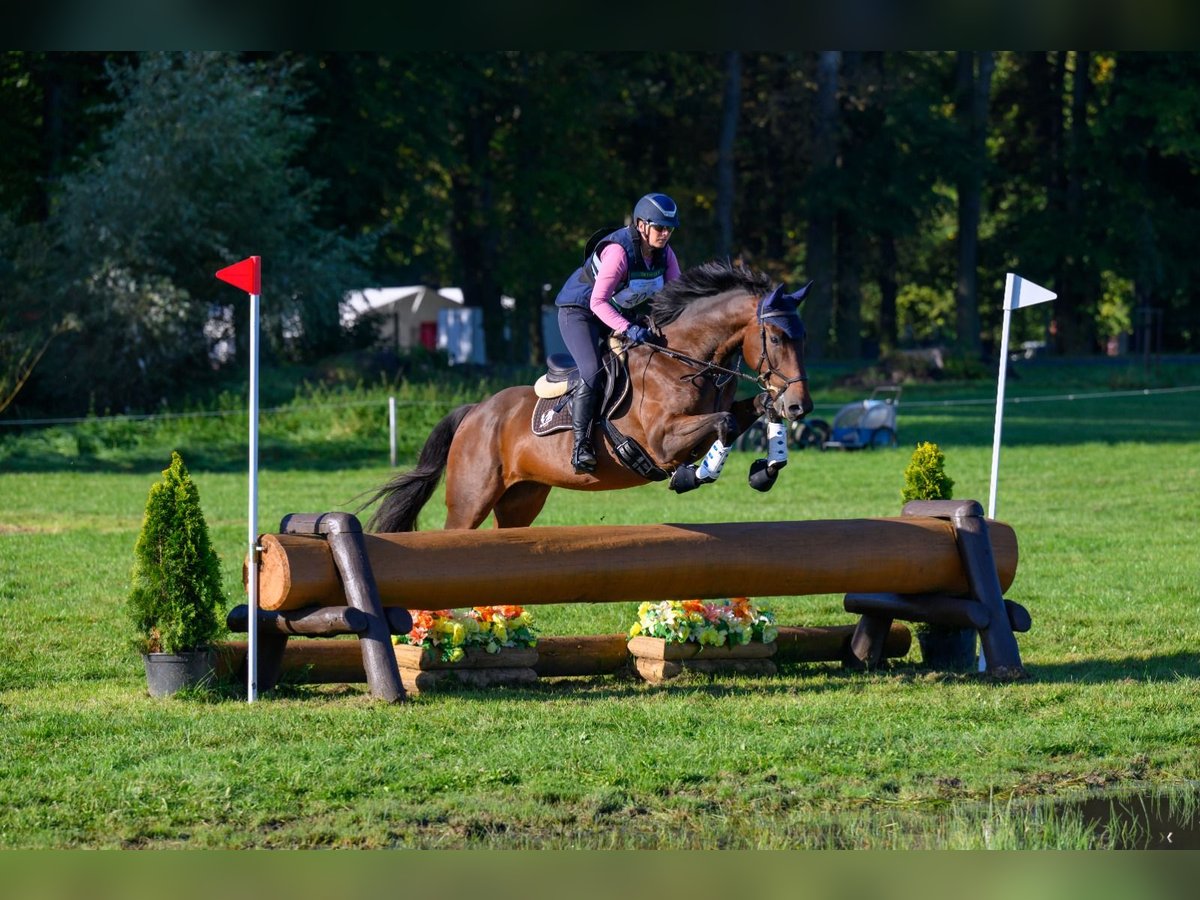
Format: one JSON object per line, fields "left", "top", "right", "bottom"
{"left": 669, "top": 464, "right": 706, "bottom": 494}
{"left": 748, "top": 458, "right": 779, "bottom": 492}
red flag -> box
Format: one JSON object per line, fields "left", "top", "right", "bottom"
{"left": 215, "top": 256, "right": 261, "bottom": 294}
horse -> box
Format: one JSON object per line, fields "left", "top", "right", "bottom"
{"left": 364, "top": 260, "right": 813, "bottom": 531}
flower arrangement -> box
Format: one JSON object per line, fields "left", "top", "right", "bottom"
{"left": 629, "top": 597, "right": 778, "bottom": 646}
{"left": 395, "top": 605, "right": 538, "bottom": 663}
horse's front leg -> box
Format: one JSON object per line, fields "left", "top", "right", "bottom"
{"left": 646, "top": 412, "right": 739, "bottom": 495}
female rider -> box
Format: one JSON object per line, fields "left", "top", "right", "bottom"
{"left": 554, "top": 192, "right": 681, "bottom": 474}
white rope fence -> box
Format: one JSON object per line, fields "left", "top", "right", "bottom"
{"left": 3, "top": 383, "right": 1197, "bottom": 430}
{"left": 2, "top": 384, "right": 1197, "bottom": 469}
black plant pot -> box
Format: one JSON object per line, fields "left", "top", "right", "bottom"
{"left": 142, "top": 650, "right": 214, "bottom": 697}
{"left": 915, "top": 626, "right": 977, "bottom": 671}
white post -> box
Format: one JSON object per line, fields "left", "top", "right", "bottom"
{"left": 389, "top": 395, "right": 397, "bottom": 468}
{"left": 987, "top": 275, "right": 1015, "bottom": 520}
{"left": 247, "top": 290, "right": 260, "bottom": 703}
{"left": 988, "top": 273, "right": 1056, "bottom": 520}
{"left": 215, "top": 255, "right": 263, "bottom": 703}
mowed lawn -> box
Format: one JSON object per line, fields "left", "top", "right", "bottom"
{"left": 0, "top": 387, "right": 1198, "bottom": 848}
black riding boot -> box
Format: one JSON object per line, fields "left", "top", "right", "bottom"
{"left": 570, "top": 383, "right": 598, "bottom": 474}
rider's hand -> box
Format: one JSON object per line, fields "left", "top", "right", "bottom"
{"left": 625, "top": 324, "right": 651, "bottom": 345}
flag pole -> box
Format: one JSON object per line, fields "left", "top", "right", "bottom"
{"left": 215, "top": 256, "right": 263, "bottom": 703}
{"left": 987, "top": 274, "right": 1015, "bottom": 520}
{"left": 247, "top": 285, "right": 260, "bottom": 702}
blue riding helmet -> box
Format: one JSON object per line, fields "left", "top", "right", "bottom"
{"left": 633, "top": 193, "right": 679, "bottom": 229}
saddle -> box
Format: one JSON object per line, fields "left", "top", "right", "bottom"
{"left": 530, "top": 344, "right": 629, "bottom": 437}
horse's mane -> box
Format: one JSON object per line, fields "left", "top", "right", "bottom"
{"left": 648, "top": 260, "right": 774, "bottom": 328}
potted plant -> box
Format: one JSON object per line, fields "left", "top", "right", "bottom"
{"left": 392, "top": 606, "right": 540, "bottom": 694}
{"left": 128, "top": 452, "right": 228, "bottom": 697}
{"left": 626, "top": 597, "right": 779, "bottom": 683}
{"left": 902, "top": 442, "right": 976, "bottom": 670}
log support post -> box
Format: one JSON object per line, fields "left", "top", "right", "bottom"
{"left": 843, "top": 500, "right": 1027, "bottom": 679}
{"left": 277, "top": 513, "right": 408, "bottom": 702}
{"left": 224, "top": 514, "right": 413, "bottom": 702}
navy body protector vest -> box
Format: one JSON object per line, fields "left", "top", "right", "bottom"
{"left": 554, "top": 226, "right": 667, "bottom": 315}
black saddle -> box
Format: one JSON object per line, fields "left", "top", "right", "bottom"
{"left": 544, "top": 353, "right": 583, "bottom": 391}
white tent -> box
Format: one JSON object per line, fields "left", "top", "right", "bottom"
{"left": 341, "top": 286, "right": 517, "bottom": 364}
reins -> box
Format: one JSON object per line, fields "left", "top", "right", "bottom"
{"left": 626, "top": 313, "right": 807, "bottom": 396}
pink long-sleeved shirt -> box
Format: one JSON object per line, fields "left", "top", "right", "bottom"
{"left": 588, "top": 242, "right": 681, "bottom": 333}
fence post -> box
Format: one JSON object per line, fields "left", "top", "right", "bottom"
{"left": 388, "top": 396, "right": 397, "bottom": 467}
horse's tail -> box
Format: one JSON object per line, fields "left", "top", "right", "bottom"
{"left": 363, "top": 404, "right": 476, "bottom": 532}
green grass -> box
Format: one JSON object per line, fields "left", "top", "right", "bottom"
{"left": 1, "top": 362, "right": 1199, "bottom": 847}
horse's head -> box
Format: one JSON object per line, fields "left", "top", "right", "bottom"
{"left": 745, "top": 282, "right": 814, "bottom": 422}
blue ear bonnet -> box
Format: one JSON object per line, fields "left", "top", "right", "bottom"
{"left": 756, "top": 281, "right": 811, "bottom": 339}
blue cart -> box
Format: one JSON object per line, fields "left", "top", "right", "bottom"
{"left": 810, "top": 385, "right": 901, "bottom": 450}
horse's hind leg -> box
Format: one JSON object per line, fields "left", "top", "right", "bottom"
{"left": 493, "top": 482, "right": 552, "bottom": 528}
{"left": 442, "top": 447, "right": 508, "bottom": 530}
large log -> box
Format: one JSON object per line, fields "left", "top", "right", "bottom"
{"left": 533, "top": 633, "right": 630, "bottom": 676}
{"left": 247, "top": 518, "right": 1018, "bottom": 612}
{"left": 214, "top": 623, "right": 915, "bottom": 684}
{"left": 775, "top": 621, "right": 911, "bottom": 663}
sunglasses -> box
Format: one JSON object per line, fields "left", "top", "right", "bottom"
{"left": 648, "top": 223, "right": 674, "bottom": 234}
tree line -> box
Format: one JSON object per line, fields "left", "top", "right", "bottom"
{"left": 3, "top": 51, "right": 1198, "bottom": 417}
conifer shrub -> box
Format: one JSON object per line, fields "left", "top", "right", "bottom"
{"left": 902, "top": 441, "right": 955, "bottom": 503}
{"left": 128, "top": 452, "right": 228, "bottom": 654}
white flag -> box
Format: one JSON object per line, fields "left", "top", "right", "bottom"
{"left": 1004, "top": 273, "right": 1056, "bottom": 310}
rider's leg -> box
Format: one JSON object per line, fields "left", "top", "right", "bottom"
{"left": 557, "top": 306, "right": 603, "bottom": 474}
{"left": 569, "top": 383, "right": 598, "bottom": 473}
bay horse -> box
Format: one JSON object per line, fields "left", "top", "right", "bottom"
{"left": 364, "top": 261, "right": 812, "bottom": 531}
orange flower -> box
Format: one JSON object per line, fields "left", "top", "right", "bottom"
{"left": 682, "top": 599, "right": 705, "bottom": 614}
{"left": 473, "top": 606, "right": 495, "bottom": 622}
{"left": 498, "top": 605, "right": 525, "bottom": 619}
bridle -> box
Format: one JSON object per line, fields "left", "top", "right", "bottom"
{"left": 753, "top": 308, "right": 809, "bottom": 396}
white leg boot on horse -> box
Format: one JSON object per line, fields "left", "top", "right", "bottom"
{"left": 748, "top": 418, "right": 789, "bottom": 492}
{"left": 668, "top": 438, "right": 730, "bottom": 494}
{"left": 570, "top": 384, "right": 598, "bottom": 474}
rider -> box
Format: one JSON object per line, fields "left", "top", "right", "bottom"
{"left": 554, "top": 192, "right": 682, "bottom": 474}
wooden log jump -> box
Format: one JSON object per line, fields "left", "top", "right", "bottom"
{"left": 252, "top": 515, "right": 1017, "bottom": 611}
{"left": 231, "top": 500, "right": 1026, "bottom": 702}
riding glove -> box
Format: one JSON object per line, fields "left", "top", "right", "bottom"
{"left": 625, "top": 324, "right": 651, "bottom": 344}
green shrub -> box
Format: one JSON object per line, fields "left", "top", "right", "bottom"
{"left": 128, "top": 452, "right": 228, "bottom": 653}
{"left": 902, "top": 441, "right": 955, "bottom": 503}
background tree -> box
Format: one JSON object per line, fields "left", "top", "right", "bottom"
{"left": 27, "top": 52, "right": 370, "bottom": 413}
{"left": 953, "top": 50, "right": 994, "bottom": 358}
{"left": 805, "top": 51, "right": 841, "bottom": 360}
{"left": 4, "top": 50, "right": 1200, "bottom": 420}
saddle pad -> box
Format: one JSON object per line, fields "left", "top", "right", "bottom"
{"left": 530, "top": 373, "right": 632, "bottom": 438}
{"left": 531, "top": 396, "right": 573, "bottom": 435}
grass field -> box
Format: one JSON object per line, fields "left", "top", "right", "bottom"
{"left": 1, "top": 360, "right": 1198, "bottom": 848}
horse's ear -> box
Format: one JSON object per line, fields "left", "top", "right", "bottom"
{"left": 785, "top": 280, "right": 814, "bottom": 306}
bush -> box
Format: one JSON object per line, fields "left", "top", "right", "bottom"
{"left": 128, "top": 452, "right": 228, "bottom": 654}
{"left": 902, "top": 441, "right": 955, "bottom": 503}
